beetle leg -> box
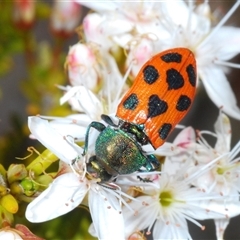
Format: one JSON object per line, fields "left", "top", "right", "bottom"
{"left": 101, "top": 114, "right": 118, "bottom": 127}
{"left": 147, "top": 154, "right": 160, "bottom": 170}
{"left": 82, "top": 121, "right": 106, "bottom": 156}
{"left": 144, "top": 154, "right": 160, "bottom": 171}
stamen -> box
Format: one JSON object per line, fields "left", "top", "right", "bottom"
{"left": 229, "top": 140, "right": 240, "bottom": 160}
{"left": 186, "top": 0, "right": 194, "bottom": 33}
{"left": 199, "top": 1, "right": 240, "bottom": 48}
{"left": 101, "top": 186, "right": 138, "bottom": 213}
{"left": 106, "top": 67, "right": 112, "bottom": 113}
{"left": 197, "top": 131, "right": 215, "bottom": 149}
{"left": 112, "top": 60, "right": 133, "bottom": 111}
{"left": 145, "top": 206, "right": 158, "bottom": 235}
{"left": 183, "top": 213, "right": 205, "bottom": 230}
{"left": 185, "top": 153, "right": 229, "bottom": 184}
{"left": 214, "top": 59, "right": 240, "bottom": 69}
{"left": 198, "top": 130, "right": 218, "bottom": 139}
{"left": 231, "top": 156, "right": 240, "bottom": 164}
{"left": 175, "top": 124, "right": 186, "bottom": 129}
{"left": 56, "top": 84, "right": 67, "bottom": 91}
{"left": 205, "top": 179, "right": 217, "bottom": 193}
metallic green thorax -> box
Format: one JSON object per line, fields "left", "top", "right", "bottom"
{"left": 95, "top": 127, "right": 146, "bottom": 176}
{"left": 83, "top": 115, "right": 159, "bottom": 182}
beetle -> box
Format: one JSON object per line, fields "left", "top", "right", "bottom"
{"left": 82, "top": 48, "right": 197, "bottom": 182}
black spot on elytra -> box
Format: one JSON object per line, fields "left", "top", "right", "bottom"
{"left": 143, "top": 65, "right": 159, "bottom": 84}
{"left": 161, "top": 52, "right": 182, "bottom": 63}
{"left": 148, "top": 95, "right": 168, "bottom": 118}
{"left": 176, "top": 95, "right": 191, "bottom": 111}
{"left": 123, "top": 93, "right": 138, "bottom": 110}
{"left": 159, "top": 123, "right": 172, "bottom": 140}
{"left": 166, "top": 68, "right": 184, "bottom": 90}
{"left": 186, "top": 64, "right": 196, "bottom": 87}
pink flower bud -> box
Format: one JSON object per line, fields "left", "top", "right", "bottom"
{"left": 126, "top": 37, "right": 154, "bottom": 78}
{"left": 65, "top": 43, "right": 99, "bottom": 91}
{"left": 50, "top": 0, "right": 82, "bottom": 38}
{"left": 13, "top": 0, "right": 35, "bottom": 30}
{"left": 83, "top": 13, "right": 113, "bottom": 50}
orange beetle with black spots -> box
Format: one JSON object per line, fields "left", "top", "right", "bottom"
{"left": 83, "top": 48, "right": 197, "bottom": 182}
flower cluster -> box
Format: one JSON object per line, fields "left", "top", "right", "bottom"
{"left": 24, "top": 1, "right": 240, "bottom": 239}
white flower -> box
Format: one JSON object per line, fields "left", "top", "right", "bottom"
{"left": 76, "top": 0, "right": 240, "bottom": 119}
{"left": 26, "top": 172, "right": 126, "bottom": 239}
{"left": 186, "top": 112, "right": 240, "bottom": 196}
{"left": 83, "top": 12, "right": 129, "bottom": 50}
{"left": 60, "top": 86, "right": 104, "bottom": 120}
{"left": 26, "top": 116, "right": 126, "bottom": 239}
{"left": 125, "top": 35, "right": 155, "bottom": 78}
{"left": 160, "top": 126, "right": 197, "bottom": 176}
{"left": 65, "top": 43, "right": 100, "bottom": 89}
{"left": 119, "top": 167, "right": 240, "bottom": 239}
{"left": 156, "top": 1, "right": 240, "bottom": 119}
{"left": 78, "top": 1, "right": 163, "bottom": 47}
{"left": 65, "top": 42, "right": 125, "bottom": 115}
{"left": 162, "top": 112, "right": 240, "bottom": 238}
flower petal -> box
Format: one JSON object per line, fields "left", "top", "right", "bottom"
{"left": 200, "top": 66, "right": 240, "bottom": 119}
{"left": 88, "top": 188, "right": 125, "bottom": 240}
{"left": 211, "top": 27, "right": 240, "bottom": 60}
{"left": 0, "top": 230, "right": 23, "bottom": 240}
{"left": 123, "top": 198, "right": 153, "bottom": 238}
{"left": 49, "top": 114, "right": 90, "bottom": 141}
{"left": 214, "top": 112, "right": 231, "bottom": 151}
{"left": 28, "top": 116, "right": 80, "bottom": 163}
{"left": 83, "top": 13, "right": 114, "bottom": 50}
{"left": 26, "top": 173, "right": 88, "bottom": 222}
{"left": 153, "top": 217, "right": 190, "bottom": 239}
{"left": 185, "top": 190, "right": 240, "bottom": 219}
{"left": 74, "top": 1, "right": 116, "bottom": 13}
{"left": 215, "top": 218, "right": 230, "bottom": 240}
{"left": 60, "top": 86, "right": 103, "bottom": 120}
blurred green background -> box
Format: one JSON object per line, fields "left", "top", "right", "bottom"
{"left": 0, "top": 1, "right": 240, "bottom": 239}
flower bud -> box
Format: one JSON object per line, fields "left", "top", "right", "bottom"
{"left": 0, "top": 194, "right": 18, "bottom": 214}
{"left": 20, "top": 178, "right": 39, "bottom": 197}
{"left": 50, "top": 0, "right": 82, "bottom": 38}
{"left": 0, "top": 205, "right": 14, "bottom": 228}
{"left": 0, "top": 224, "right": 44, "bottom": 240}
{"left": 126, "top": 37, "right": 154, "bottom": 79}
{"left": 0, "top": 230, "right": 23, "bottom": 239}
{"left": 35, "top": 174, "right": 53, "bottom": 190}
{"left": 0, "top": 186, "right": 8, "bottom": 197}
{"left": 65, "top": 43, "right": 100, "bottom": 90}
{"left": 13, "top": 0, "right": 35, "bottom": 30}
{"left": 7, "top": 164, "right": 27, "bottom": 184}
{"left": 10, "top": 182, "right": 24, "bottom": 196}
